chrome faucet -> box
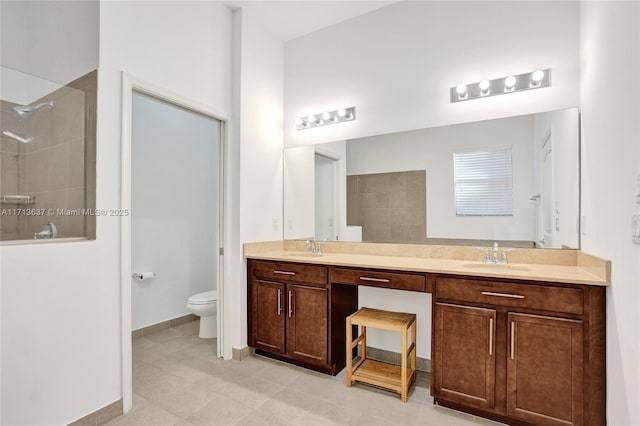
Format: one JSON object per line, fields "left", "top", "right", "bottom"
{"left": 483, "top": 242, "right": 510, "bottom": 264}
{"left": 34, "top": 221, "right": 57, "bottom": 239}
{"left": 305, "top": 239, "right": 323, "bottom": 255}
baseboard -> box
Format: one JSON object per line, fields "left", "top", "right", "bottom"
{"left": 232, "top": 346, "right": 254, "bottom": 361}
{"left": 366, "top": 346, "right": 430, "bottom": 372}
{"left": 131, "top": 314, "right": 198, "bottom": 338}
{"left": 68, "top": 398, "right": 123, "bottom": 426}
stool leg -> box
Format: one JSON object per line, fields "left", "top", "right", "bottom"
{"left": 401, "top": 324, "right": 408, "bottom": 402}
{"left": 411, "top": 320, "right": 416, "bottom": 384}
{"left": 361, "top": 326, "right": 366, "bottom": 361}
{"left": 346, "top": 318, "right": 353, "bottom": 387}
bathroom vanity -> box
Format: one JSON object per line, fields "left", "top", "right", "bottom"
{"left": 245, "top": 241, "right": 608, "bottom": 426}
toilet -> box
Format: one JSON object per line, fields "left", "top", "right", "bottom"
{"left": 186, "top": 290, "right": 217, "bottom": 339}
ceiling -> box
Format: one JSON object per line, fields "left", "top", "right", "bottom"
{"left": 224, "top": 1, "right": 396, "bottom": 42}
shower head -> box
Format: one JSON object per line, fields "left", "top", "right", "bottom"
{"left": 12, "top": 100, "right": 54, "bottom": 119}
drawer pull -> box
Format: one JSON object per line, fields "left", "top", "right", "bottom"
{"left": 359, "top": 277, "right": 391, "bottom": 283}
{"left": 288, "top": 291, "right": 293, "bottom": 317}
{"left": 277, "top": 289, "right": 282, "bottom": 316}
{"left": 274, "top": 270, "right": 296, "bottom": 276}
{"left": 481, "top": 291, "right": 525, "bottom": 299}
{"left": 488, "top": 318, "right": 493, "bottom": 356}
{"left": 510, "top": 321, "right": 516, "bottom": 359}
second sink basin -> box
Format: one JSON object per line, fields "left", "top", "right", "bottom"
{"left": 462, "top": 263, "right": 530, "bottom": 272}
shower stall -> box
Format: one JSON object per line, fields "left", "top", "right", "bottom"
{"left": 0, "top": 66, "right": 97, "bottom": 241}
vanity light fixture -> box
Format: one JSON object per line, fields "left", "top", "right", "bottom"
{"left": 296, "top": 106, "right": 356, "bottom": 130}
{"left": 450, "top": 68, "right": 551, "bottom": 103}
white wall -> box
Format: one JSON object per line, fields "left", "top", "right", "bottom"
{"left": 580, "top": 2, "right": 640, "bottom": 425}
{"left": 347, "top": 115, "right": 536, "bottom": 242}
{"left": 131, "top": 92, "right": 219, "bottom": 330}
{"left": 0, "top": 0, "right": 99, "bottom": 100}
{"left": 0, "top": 2, "right": 233, "bottom": 424}
{"left": 232, "top": 8, "right": 284, "bottom": 352}
{"left": 284, "top": 1, "right": 579, "bottom": 147}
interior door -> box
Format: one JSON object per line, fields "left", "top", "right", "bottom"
{"left": 540, "top": 131, "right": 554, "bottom": 248}
{"left": 315, "top": 153, "right": 337, "bottom": 241}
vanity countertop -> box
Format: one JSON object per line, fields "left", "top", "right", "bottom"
{"left": 244, "top": 241, "right": 610, "bottom": 286}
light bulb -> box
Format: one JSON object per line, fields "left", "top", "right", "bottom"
{"left": 295, "top": 117, "right": 303, "bottom": 126}
{"left": 504, "top": 75, "right": 516, "bottom": 90}
{"left": 531, "top": 69, "right": 544, "bottom": 83}
{"left": 322, "top": 111, "right": 331, "bottom": 120}
{"left": 456, "top": 84, "right": 467, "bottom": 95}
{"left": 337, "top": 108, "right": 347, "bottom": 118}
{"left": 479, "top": 79, "right": 490, "bottom": 95}
{"left": 307, "top": 115, "right": 317, "bottom": 124}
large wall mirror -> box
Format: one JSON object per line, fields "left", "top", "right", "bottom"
{"left": 284, "top": 108, "right": 580, "bottom": 249}
{"left": 0, "top": 0, "right": 98, "bottom": 242}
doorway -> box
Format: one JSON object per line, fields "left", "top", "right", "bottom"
{"left": 120, "top": 75, "right": 228, "bottom": 413}
{"left": 314, "top": 152, "right": 339, "bottom": 241}
{"left": 130, "top": 91, "right": 221, "bottom": 332}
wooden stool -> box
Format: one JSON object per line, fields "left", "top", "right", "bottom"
{"left": 346, "top": 307, "right": 417, "bottom": 402}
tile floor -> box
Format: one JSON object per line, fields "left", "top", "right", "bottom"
{"left": 107, "top": 320, "right": 504, "bottom": 426}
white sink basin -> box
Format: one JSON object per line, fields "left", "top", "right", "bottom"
{"left": 462, "top": 263, "right": 530, "bottom": 272}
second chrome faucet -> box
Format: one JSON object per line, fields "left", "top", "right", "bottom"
{"left": 305, "top": 239, "right": 324, "bottom": 255}
{"left": 483, "top": 242, "right": 511, "bottom": 264}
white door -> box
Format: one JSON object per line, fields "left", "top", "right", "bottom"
{"left": 315, "top": 153, "right": 337, "bottom": 240}
{"left": 540, "top": 132, "right": 553, "bottom": 248}
{"left": 131, "top": 92, "right": 221, "bottom": 331}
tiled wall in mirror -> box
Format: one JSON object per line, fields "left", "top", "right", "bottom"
{"left": 0, "top": 69, "right": 97, "bottom": 241}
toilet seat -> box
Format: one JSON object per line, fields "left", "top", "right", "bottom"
{"left": 188, "top": 290, "right": 217, "bottom": 305}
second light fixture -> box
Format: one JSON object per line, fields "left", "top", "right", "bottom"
{"left": 451, "top": 69, "right": 551, "bottom": 103}
{"left": 295, "top": 106, "right": 356, "bottom": 130}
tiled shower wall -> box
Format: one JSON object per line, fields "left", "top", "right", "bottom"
{"left": 0, "top": 70, "right": 96, "bottom": 241}
{"left": 347, "top": 170, "right": 427, "bottom": 243}
{"left": 0, "top": 100, "right": 24, "bottom": 240}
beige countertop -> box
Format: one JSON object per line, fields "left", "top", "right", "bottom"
{"left": 244, "top": 241, "right": 610, "bottom": 287}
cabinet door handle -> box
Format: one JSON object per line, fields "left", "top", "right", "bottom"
{"left": 488, "top": 318, "right": 494, "bottom": 356}
{"left": 288, "top": 291, "right": 293, "bottom": 317}
{"left": 274, "top": 270, "right": 296, "bottom": 276}
{"left": 481, "top": 291, "right": 525, "bottom": 299}
{"left": 277, "top": 289, "right": 282, "bottom": 316}
{"left": 510, "top": 321, "right": 516, "bottom": 360}
{"left": 359, "top": 276, "right": 390, "bottom": 283}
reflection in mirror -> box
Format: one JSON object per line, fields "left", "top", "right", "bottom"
{"left": 284, "top": 108, "right": 580, "bottom": 249}
{"left": 0, "top": 68, "right": 97, "bottom": 241}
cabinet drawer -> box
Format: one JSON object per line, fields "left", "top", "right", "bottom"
{"left": 436, "top": 277, "right": 583, "bottom": 315}
{"left": 251, "top": 260, "right": 327, "bottom": 285}
{"left": 332, "top": 267, "right": 426, "bottom": 292}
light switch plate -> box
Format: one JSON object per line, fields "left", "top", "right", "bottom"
{"left": 633, "top": 214, "right": 640, "bottom": 244}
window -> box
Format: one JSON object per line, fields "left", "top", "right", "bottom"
{"left": 453, "top": 147, "right": 513, "bottom": 216}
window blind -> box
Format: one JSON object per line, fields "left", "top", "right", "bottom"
{"left": 454, "top": 147, "right": 513, "bottom": 216}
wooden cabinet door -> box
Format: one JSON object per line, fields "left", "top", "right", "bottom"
{"left": 287, "top": 284, "right": 328, "bottom": 365}
{"left": 434, "top": 303, "right": 496, "bottom": 410}
{"left": 507, "top": 313, "right": 583, "bottom": 426}
{"left": 251, "top": 280, "right": 286, "bottom": 354}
